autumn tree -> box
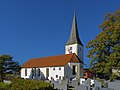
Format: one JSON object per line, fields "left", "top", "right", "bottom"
{"left": 86, "top": 9, "right": 120, "bottom": 79}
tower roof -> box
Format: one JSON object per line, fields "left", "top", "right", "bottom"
{"left": 66, "top": 11, "right": 83, "bottom": 46}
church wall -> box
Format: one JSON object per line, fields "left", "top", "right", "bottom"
{"left": 64, "top": 64, "right": 69, "bottom": 79}
{"left": 21, "top": 63, "right": 83, "bottom": 80}
{"left": 48, "top": 66, "right": 64, "bottom": 81}
{"left": 78, "top": 44, "right": 84, "bottom": 78}
{"left": 39, "top": 67, "right": 47, "bottom": 79}
{"left": 65, "top": 44, "right": 83, "bottom": 60}
{"left": 21, "top": 66, "right": 64, "bottom": 81}
{"left": 65, "top": 44, "right": 84, "bottom": 63}
{"left": 67, "top": 62, "right": 81, "bottom": 79}
{"left": 21, "top": 68, "right": 32, "bottom": 79}
{"left": 78, "top": 44, "right": 84, "bottom": 62}
{"left": 65, "top": 44, "right": 84, "bottom": 78}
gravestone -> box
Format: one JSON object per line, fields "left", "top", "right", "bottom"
{"left": 80, "top": 80, "right": 90, "bottom": 90}
{"left": 74, "top": 85, "right": 87, "bottom": 90}
{"left": 99, "top": 88, "right": 114, "bottom": 90}
{"left": 93, "top": 80, "right": 102, "bottom": 90}
{"left": 108, "top": 80, "right": 120, "bottom": 90}
{"left": 94, "top": 80, "right": 101, "bottom": 88}
{"left": 71, "top": 80, "right": 78, "bottom": 86}
{"left": 80, "top": 78, "right": 85, "bottom": 85}
{"left": 51, "top": 79, "right": 68, "bottom": 90}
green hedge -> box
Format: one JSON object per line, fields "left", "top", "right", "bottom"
{"left": 0, "top": 82, "right": 10, "bottom": 90}
{"left": 0, "top": 78, "right": 53, "bottom": 90}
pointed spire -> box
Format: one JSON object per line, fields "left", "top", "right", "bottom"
{"left": 66, "top": 11, "right": 83, "bottom": 46}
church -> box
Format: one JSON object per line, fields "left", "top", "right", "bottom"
{"left": 21, "top": 11, "right": 84, "bottom": 81}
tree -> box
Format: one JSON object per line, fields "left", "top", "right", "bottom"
{"left": 0, "top": 57, "right": 4, "bottom": 82}
{"left": 0, "top": 55, "right": 11, "bottom": 82}
{"left": 0, "top": 55, "right": 21, "bottom": 82}
{"left": 86, "top": 9, "right": 120, "bottom": 79}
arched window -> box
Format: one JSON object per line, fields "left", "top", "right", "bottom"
{"left": 38, "top": 68, "right": 40, "bottom": 76}
{"left": 46, "top": 68, "right": 49, "bottom": 77}
{"left": 31, "top": 68, "right": 34, "bottom": 76}
{"left": 25, "top": 68, "right": 27, "bottom": 76}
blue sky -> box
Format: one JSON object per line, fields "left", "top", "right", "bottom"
{"left": 0, "top": 0, "right": 120, "bottom": 67}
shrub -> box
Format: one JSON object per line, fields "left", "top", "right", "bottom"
{"left": 0, "top": 82, "right": 10, "bottom": 90}
{"left": 9, "top": 78, "right": 53, "bottom": 90}
{"left": 0, "top": 78, "right": 53, "bottom": 90}
{"left": 110, "top": 74, "right": 117, "bottom": 81}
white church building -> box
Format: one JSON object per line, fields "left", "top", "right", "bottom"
{"left": 21, "top": 12, "right": 84, "bottom": 81}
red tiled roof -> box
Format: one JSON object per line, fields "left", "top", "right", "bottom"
{"left": 22, "top": 53, "right": 82, "bottom": 68}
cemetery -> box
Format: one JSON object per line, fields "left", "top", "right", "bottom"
{"left": 49, "top": 78, "right": 120, "bottom": 90}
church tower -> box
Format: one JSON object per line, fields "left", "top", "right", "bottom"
{"left": 65, "top": 11, "right": 84, "bottom": 77}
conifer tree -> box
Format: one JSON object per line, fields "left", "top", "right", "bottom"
{"left": 0, "top": 55, "right": 21, "bottom": 82}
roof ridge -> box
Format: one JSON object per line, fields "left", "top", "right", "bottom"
{"left": 63, "top": 54, "right": 74, "bottom": 65}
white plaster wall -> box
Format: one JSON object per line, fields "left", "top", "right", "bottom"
{"left": 21, "top": 67, "right": 47, "bottom": 79}
{"left": 21, "top": 68, "right": 32, "bottom": 79}
{"left": 21, "top": 64, "right": 83, "bottom": 80}
{"left": 66, "top": 62, "right": 81, "bottom": 79}
{"left": 65, "top": 44, "right": 78, "bottom": 54}
{"left": 38, "top": 67, "right": 64, "bottom": 81}
{"left": 65, "top": 44, "right": 84, "bottom": 62}
{"left": 21, "top": 66, "right": 64, "bottom": 81}
{"left": 65, "top": 44, "right": 84, "bottom": 78}
{"left": 39, "top": 67, "right": 47, "bottom": 79}
{"left": 48, "top": 66, "right": 64, "bottom": 81}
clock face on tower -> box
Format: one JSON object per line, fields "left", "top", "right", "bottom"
{"left": 66, "top": 46, "right": 72, "bottom": 54}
